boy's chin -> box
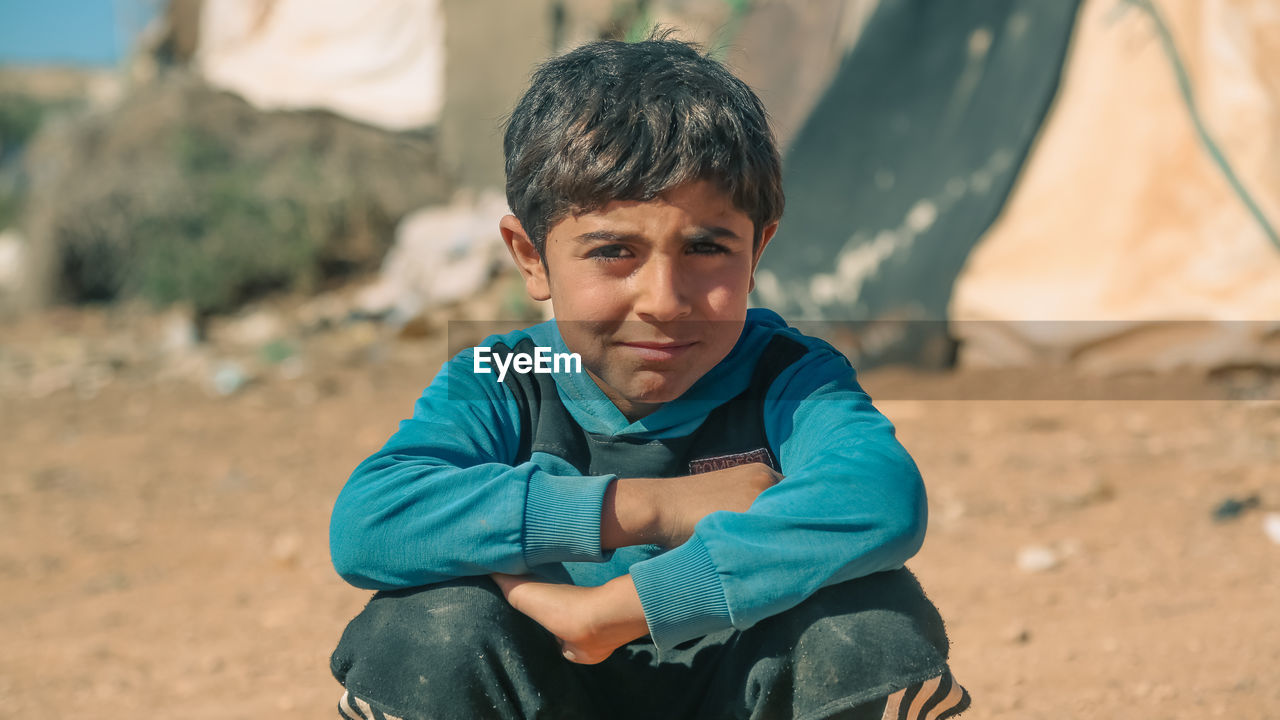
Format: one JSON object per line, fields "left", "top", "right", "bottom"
{"left": 610, "top": 373, "right": 698, "bottom": 407}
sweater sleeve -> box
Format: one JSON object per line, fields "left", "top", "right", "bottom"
{"left": 329, "top": 348, "right": 615, "bottom": 590}
{"left": 629, "top": 344, "right": 926, "bottom": 649}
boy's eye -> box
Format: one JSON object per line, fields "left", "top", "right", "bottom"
{"left": 588, "top": 244, "right": 632, "bottom": 260}
{"left": 688, "top": 241, "right": 729, "bottom": 255}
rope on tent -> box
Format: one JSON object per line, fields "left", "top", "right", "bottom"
{"left": 1120, "top": 0, "right": 1280, "bottom": 253}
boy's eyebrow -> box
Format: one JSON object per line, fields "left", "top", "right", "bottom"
{"left": 684, "top": 226, "right": 743, "bottom": 242}
{"left": 573, "top": 226, "right": 744, "bottom": 243}
{"left": 574, "top": 230, "right": 637, "bottom": 244}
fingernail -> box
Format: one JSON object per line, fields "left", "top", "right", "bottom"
{"left": 563, "top": 650, "right": 577, "bottom": 662}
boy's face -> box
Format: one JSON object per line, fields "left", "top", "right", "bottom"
{"left": 502, "top": 180, "right": 777, "bottom": 421}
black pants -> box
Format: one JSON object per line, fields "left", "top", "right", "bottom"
{"left": 331, "top": 569, "right": 960, "bottom": 720}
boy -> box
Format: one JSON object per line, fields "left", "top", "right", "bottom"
{"left": 329, "top": 37, "right": 969, "bottom": 720}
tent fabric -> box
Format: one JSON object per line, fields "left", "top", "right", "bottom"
{"left": 753, "top": 0, "right": 1083, "bottom": 368}
{"left": 950, "top": 0, "right": 1280, "bottom": 372}
{"left": 197, "top": 0, "right": 444, "bottom": 131}
{"left": 731, "top": 0, "right": 881, "bottom": 149}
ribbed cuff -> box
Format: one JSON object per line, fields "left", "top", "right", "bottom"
{"left": 523, "top": 472, "right": 613, "bottom": 566}
{"left": 630, "top": 535, "right": 732, "bottom": 650}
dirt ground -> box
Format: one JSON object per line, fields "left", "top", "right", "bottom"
{"left": 2, "top": 310, "right": 1279, "bottom": 719}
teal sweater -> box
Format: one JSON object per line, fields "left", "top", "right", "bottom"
{"left": 330, "top": 309, "right": 927, "bottom": 649}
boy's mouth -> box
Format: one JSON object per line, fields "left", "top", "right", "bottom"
{"left": 616, "top": 340, "right": 698, "bottom": 362}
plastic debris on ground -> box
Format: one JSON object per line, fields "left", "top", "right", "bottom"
{"left": 356, "top": 191, "right": 511, "bottom": 328}
{"left": 1212, "top": 495, "right": 1261, "bottom": 523}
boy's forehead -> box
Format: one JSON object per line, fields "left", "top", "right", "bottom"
{"left": 550, "top": 180, "right": 751, "bottom": 237}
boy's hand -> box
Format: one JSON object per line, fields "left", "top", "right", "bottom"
{"left": 603, "top": 462, "right": 783, "bottom": 548}
{"left": 490, "top": 573, "right": 649, "bottom": 665}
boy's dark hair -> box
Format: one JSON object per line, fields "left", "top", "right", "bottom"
{"left": 503, "top": 35, "right": 784, "bottom": 257}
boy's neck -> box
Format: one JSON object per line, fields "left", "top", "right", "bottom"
{"left": 586, "top": 369, "right": 664, "bottom": 422}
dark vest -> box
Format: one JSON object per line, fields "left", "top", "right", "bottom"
{"left": 493, "top": 334, "right": 809, "bottom": 478}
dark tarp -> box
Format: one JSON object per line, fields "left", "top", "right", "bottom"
{"left": 756, "top": 0, "right": 1083, "bottom": 368}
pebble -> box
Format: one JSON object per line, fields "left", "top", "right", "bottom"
{"left": 1017, "top": 544, "right": 1060, "bottom": 573}
{"left": 1054, "top": 474, "right": 1115, "bottom": 509}
{"left": 1057, "top": 537, "right": 1084, "bottom": 558}
{"left": 159, "top": 306, "right": 200, "bottom": 355}
{"left": 1002, "top": 623, "right": 1032, "bottom": 644}
{"left": 0, "top": 229, "right": 24, "bottom": 293}
{"left": 222, "top": 309, "right": 287, "bottom": 347}
{"left": 270, "top": 532, "right": 302, "bottom": 567}
{"left": 210, "top": 361, "right": 250, "bottom": 396}
{"left": 1263, "top": 513, "right": 1280, "bottom": 545}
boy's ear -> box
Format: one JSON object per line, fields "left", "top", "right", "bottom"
{"left": 499, "top": 214, "right": 551, "bottom": 301}
{"left": 748, "top": 221, "right": 779, "bottom": 293}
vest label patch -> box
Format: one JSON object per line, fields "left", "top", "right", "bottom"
{"left": 689, "top": 448, "right": 777, "bottom": 474}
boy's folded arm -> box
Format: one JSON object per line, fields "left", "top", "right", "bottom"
{"left": 629, "top": 349, "right": 927, "bottom": 650}
{"left": 329, "top": 351, "right": 616, "bottom": 590}
{"left": 601, "top": 464, "right": 781, "bottom": 549}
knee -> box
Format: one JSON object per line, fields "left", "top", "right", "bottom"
{"left": 775, "top": 571, "right": 951, "bottom": 682}
{"left": 791, "top": 607, "right": 929, "bottom": 681}
{"left": 729, "top": 572, "right": 954, "bottom": 718}
{"left": 332, "top": 577, "right": 540, "bottom": 707}
{"left": 344, "top": 577, "right": 520, "bottom": 662}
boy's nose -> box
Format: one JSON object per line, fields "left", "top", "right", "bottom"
{"left": 633, "top": 257, "right": 692, "bottom": 323}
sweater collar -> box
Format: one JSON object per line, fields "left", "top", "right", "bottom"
{"left": 528, "top": 309, "right": 786, "bottom": 437}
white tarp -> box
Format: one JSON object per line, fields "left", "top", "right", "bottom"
{"left": 356, "top": 192, "right": 511, "bottom": 325}
{"left": 950, "top": 0, "right": 1280, "bottom": 372}
{"left": 197, "top": 0, "right": 444, "bottom": 131}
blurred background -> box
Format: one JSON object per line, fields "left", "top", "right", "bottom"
{"left": 1, "top": 0, "right": 1277, "bottom": 717}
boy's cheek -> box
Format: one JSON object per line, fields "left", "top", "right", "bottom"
{"left": 545, "top": 280, "right": 626, "bottom": 322}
